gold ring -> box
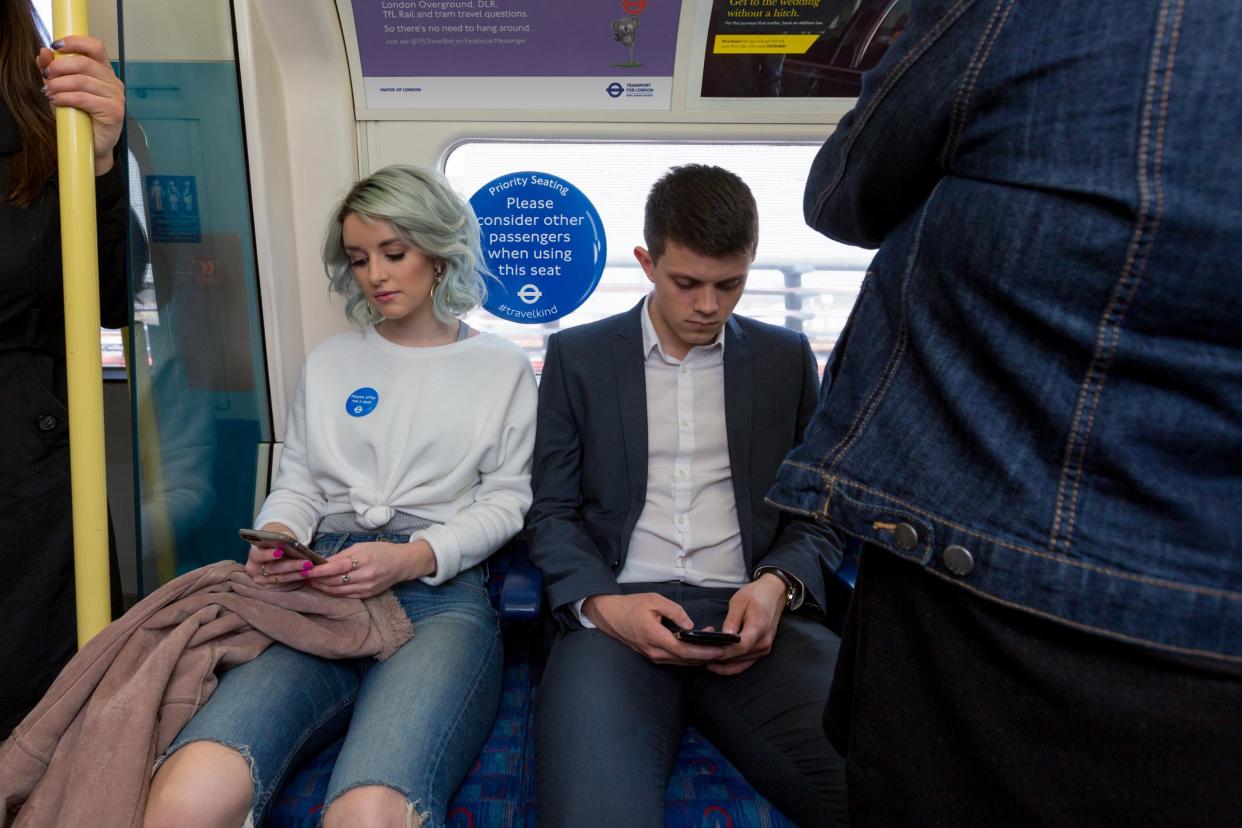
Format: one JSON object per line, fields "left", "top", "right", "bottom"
{"left": 350, "top": 557, "right": 360, "bottom": 570}
{"left": 341, "top": 574, "right": 350, "bottom": 585}
{"left": 261, "top": 564, "right": 270, "bottom": 577}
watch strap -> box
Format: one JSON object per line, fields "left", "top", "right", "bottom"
{"left": 753, "top": 566, "right": 804, "bottom": 611}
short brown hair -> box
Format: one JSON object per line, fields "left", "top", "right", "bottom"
{"left": 643, "top": 164, "right": 758, "bottom": 262}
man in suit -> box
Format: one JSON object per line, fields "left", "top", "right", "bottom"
{"left": 527, "top": 164, "right": 847, "bottom": 827}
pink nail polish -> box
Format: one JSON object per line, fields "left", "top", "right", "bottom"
{"left": 301, "top": 571, "right": 309, "bottom": 578}
{"left": 302, "top": 561, "right": 313, "bottom": 571}
{"left": 273, "top": 547, "right": 283, "bottom": 558}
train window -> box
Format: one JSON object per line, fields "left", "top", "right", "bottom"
{"left": 444, "top": 141, "right": 871, "bottom": 374}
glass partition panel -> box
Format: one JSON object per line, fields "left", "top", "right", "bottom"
{"left": 118, "top": 0, "right": 271, "bottom": 593}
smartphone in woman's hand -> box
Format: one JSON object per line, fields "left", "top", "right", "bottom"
{"left": 238, "top": 528, "right": 329, "bottom": 566}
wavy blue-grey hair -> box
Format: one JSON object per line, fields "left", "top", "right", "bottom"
{"left": 323, "top": 165, "right": 489, "bottom": 326}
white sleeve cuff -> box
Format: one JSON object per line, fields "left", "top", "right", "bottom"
{"left": 572, "top": 597, "right": 597, "bottom": 629}
{"left": 410, "top": 524, "right": 462, "bottom": 586}
{"left": 251, "top": 510, "right": 315, "bottom": 546}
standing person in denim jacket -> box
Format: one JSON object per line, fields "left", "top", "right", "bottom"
{"left": 144, "top": 165, "right": 538, "bottom": 828}
{"left": 768, "top": 0, "right": 1242, "bottom": 822}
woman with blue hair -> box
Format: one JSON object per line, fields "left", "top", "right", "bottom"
{"left": 145, "top": 165, "right": 538, "bottom": 828}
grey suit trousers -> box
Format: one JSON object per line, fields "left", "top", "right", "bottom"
{"left": 535, "top": 580, "right": 847, "bottom": 827}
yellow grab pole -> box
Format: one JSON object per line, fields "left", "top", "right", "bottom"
{"left": 53, "top": 0, "right": 112, "bottom": 646}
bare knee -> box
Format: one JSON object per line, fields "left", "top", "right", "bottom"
{"left": 145, "top": 741, "right": 254, "bottom": 828}
{"left": 324, "top": 785, "right": 420, "bottom": 828}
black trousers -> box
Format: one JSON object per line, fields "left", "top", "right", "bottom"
{"left": 536, "top": 581, "right": 848, "bottom": 827}
{"left": 830, "top": 548, "right": 1242, "bottom": 826}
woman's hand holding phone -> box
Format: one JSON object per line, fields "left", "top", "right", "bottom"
{"left": 302, "top": 538, "right": 438, "bottom": 599}
{"left": 242, "top": 523, "right": 319, "bottom": 588}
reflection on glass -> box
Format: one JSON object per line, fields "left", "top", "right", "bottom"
{"left": 121, "top": 41, "right": 271, "bottom": 593}
{"left": 125, "top": 150, "right": 215, "bottom": 587}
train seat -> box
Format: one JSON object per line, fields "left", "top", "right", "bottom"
{"left": 267, "top": 541, "right": 843, "bottom": 826}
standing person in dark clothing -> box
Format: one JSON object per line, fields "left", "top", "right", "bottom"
{"left": 0, "top": 0, "right": 128, "bottom": 737}
{"left": 769, "top": 0, "right": 1242, "bottom": 823}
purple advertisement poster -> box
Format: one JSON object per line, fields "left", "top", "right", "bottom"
{"left": 347, "top": 0, "right": 683, "bottom": 109}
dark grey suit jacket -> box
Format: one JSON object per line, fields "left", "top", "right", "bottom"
{"left": 526, "top": 300, "right": 842, "bottom": 624}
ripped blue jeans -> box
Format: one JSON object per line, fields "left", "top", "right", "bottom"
{"left": 161, "top": 532, "right": 503, "bottom": 827}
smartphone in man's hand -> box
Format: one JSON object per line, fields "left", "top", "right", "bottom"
{"left": 662, "top": 618, "right": 741, "bottom": 645}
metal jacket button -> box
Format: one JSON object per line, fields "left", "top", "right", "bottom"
{"left": 36, "top": 413, "right": 58, "bottom": 432}
{"left": 943, "top": 545, "right": 975, "bottom": 576}
{"left": 894, "top": 522, "right": 919, "bottom": 551}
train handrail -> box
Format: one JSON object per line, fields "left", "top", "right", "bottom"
{"left": 53, "top": 0, "right": 111, "bottom": 646}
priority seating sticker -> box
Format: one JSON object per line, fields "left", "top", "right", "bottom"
{"left": 346, "top": 387, "right": 379, "bottom": 417}
{"left": 471, "top": 171, "right": 606, "bottom": 324}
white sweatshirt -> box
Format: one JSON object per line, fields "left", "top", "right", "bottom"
{"left": 254, "top": 326, "right": 537, "bottom": 584}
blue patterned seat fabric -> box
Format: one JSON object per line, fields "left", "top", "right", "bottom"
{"left": 267, "top": 627, "right": 795, "bottom": 827}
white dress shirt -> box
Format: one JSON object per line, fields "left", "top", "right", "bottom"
{"left": 576, "top": 296, "right": 746, "bottom": 627}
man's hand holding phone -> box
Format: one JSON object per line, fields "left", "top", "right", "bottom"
{"left": 704, "top": 573, "right": 788, "bottom": 677}
{"left": 579, "top": 584, "right": 788, "bottom": 672}
{"left": 582, "top": 593, "right": 733, "bottom": 666}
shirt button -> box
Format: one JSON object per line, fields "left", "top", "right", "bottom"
{"left": 676, "top": 516, "right": 686, "bottom": 526}
{"left": 37, "top": 413, "right": 58, "bottom": 432}
{"left": 680, "top": 419, "right": 690, "bottom": 428}
{"left": 676, "top": 469, "right": 687, "bottom": 478}
{"left": 680, "top": 366, "right": 688, "bottom": 374}
{"left": 943, "top": 545, "right": 975, "bottom": 576}
{"left": 894, "top": 522, "right": 919, "bottom": 551}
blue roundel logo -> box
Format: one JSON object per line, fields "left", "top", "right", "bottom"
{"left": 470, "top": 171, "right": 607, "bottom": 325}
{"left": 346, "top": 387, "right": 379, "bottom": 417}
{"left": 606, "top": 82, "right": 624, "bottom": 98}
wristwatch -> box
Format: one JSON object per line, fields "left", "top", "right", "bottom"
{"left": 753, "top": 566, "right": 804, "bottom": 611}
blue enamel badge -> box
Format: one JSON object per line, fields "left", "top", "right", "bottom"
{"left": 346, "top": 387, "right": 379, "bottom": 417}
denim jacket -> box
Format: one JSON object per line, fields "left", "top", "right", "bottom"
{"left": 769, "top": 0, "right": 1242, "bottom": 660}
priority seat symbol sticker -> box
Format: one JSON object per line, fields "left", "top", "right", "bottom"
{"left": 471, "top": 171, "right": 607, "bottom": 325}
{"left": 346, "top": 387, "right": 380, "bottom": 417}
